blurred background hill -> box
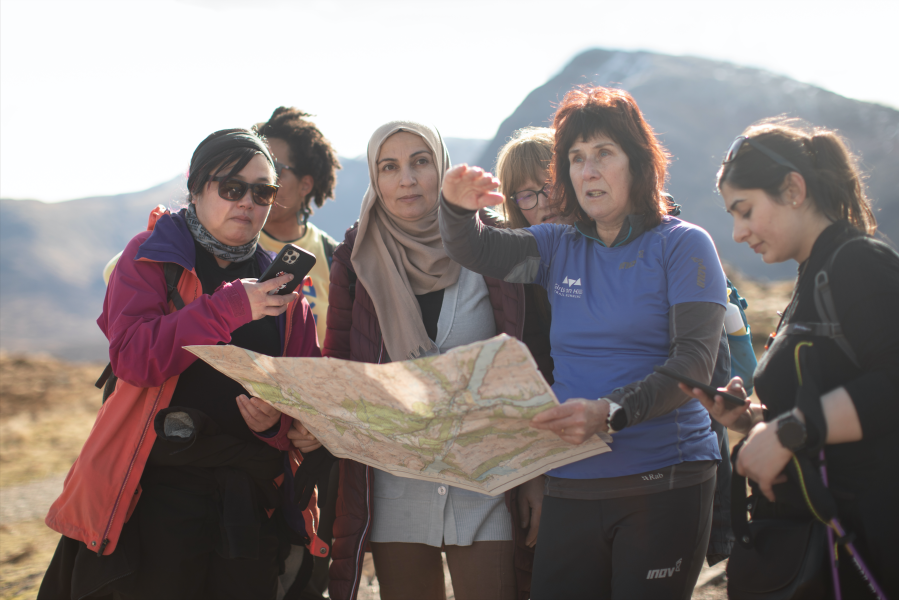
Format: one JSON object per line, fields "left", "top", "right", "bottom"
{"left": 476, "top": 49, "right": 899, "bottom": 280}
{"left": 2, "top": 48, "right": 897, "bottom": 361}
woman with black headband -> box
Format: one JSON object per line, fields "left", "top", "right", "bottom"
{"left": 39, "top": 129, "right": 320, "bottom": 600}
{"left": 690, "top": 118, "right": 899, "bottom": 598}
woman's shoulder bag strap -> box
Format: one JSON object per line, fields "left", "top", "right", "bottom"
{"left": 780, "top": 236, "right": 899, "bottom": 368}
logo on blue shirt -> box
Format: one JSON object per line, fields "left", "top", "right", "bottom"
{"left": 555, "top": 276, "right": 584, "bottom": 299}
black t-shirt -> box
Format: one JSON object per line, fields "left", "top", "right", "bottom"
{"left": 753, "top": 221, "right": 899, "bottom": 495}
{"left": 167, "top": 242, "right": 282, "bottom": 442}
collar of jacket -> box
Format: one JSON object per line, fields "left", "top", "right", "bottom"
{"left": 573, "top": 195, "right": 681, "bottom": 248}
{"left": 575, "top": 213, "right": 647, "bottom": 248}
{"left": 134, "top": 206, "right": 275, "bottom": 271}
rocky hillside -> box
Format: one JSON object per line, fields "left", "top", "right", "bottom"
{"left": 475, "top": 49, "right": 899, "bottom": 281}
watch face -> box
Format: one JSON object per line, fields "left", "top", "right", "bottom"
{"left": 610, "top": 408, "right": 628, "bottom": 432}
{"left": 777, "top": 417, "right": 807, "bottom": 450}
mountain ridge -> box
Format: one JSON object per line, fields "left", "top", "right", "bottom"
{"left": 2, "top": 49, "right": 897, "bottom": 359}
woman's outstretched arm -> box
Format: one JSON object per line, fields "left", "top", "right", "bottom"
{"left": 440, "top": 165, "right": 546, "bottom": 283}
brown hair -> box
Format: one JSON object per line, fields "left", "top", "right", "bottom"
{"left": 254, "top": 107, "right": 341, "bottom": 209}
{"left": 550, "top": 86, "right": 669, "bottom": 227}
{"left": 495, "top": 127, "right": 555, "bottom": 230}
{"left": 717, "top": 117, "right": 875, "bottom": 234}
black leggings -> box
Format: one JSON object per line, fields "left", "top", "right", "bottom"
{"left": 531, "top": 475, "right": 715, "bottom": 600}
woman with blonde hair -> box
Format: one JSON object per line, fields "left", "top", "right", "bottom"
{"left": 496, "top": 127, "right": 564, "bottom": 229}
{"left": 492, "top": 126, "right": 571, "bottom": 388}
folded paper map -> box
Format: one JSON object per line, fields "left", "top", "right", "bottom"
{"left": 186, "top": 334, "right": 610, "bottom": 495}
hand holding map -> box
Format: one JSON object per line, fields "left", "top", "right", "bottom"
{"left": 187, "top": 334, "right": 610, "bottom": 495}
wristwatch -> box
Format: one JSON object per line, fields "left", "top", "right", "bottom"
{"left": 605, "top": 400, "right": 627, "bottom": 434}
{"left": 776, "top": 411, "right": 808, "bottom": 451}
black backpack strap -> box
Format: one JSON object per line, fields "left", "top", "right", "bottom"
{"left": 813, "top": 236, "right": 867, "bottom": 366}
{"left": 321, "top": 234, "right": 336, "bottom": 270}
{"left": 730, "top": 440, "right": 753, "bottom": 547}
{"left": 780, "top": 236, "right": 899, "bottom": 367}
{"left": 94, "top": 362, "right": 114, "bottom": 390}
{"left": 163, "top": 262, "right": 186, "bottom": 310}
{"left": 96, "top": 262, "right": 186, "bottom": 398}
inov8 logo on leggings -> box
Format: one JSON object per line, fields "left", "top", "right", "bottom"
{"left": 646, "top": 558, "right": 682, "bottom": 579}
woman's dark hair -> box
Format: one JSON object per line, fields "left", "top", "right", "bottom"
{"left": 187, "top": 128, "right": 275, "bottom": 198}
{"left": 254, "top": 107, "right": 341, "bottom": 209}
{"left": 550, "top": 86, "right": 669, "bottom": 227}
{"left": 717, "top": 118, "right": 876, "bottom": 234}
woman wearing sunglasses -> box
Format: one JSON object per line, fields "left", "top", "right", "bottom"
{"left": 40, "top": 129, "right": 321, "bottom": 600}
{"left": 440, "top": 86, "right": 728, "bottom": 599}
{"left": 687, "top": 119, "right": 899, "bottom": 598}
{"left": 306, "top": 120, "right": 544, "bottom": 600}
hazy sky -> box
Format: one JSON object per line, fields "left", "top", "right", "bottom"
{"left": 1, "top": 0, "right": 897, "bottom": 202}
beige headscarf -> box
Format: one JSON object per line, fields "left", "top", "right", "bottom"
{"left": 351, "top": 120, "right": 460, "bottom": 361}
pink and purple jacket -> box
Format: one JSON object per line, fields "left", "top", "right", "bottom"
{"left": 46, "top": 206, "right": 321, "bottom": 556}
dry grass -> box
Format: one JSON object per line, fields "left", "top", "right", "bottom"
{"left": 0, "top": 354, "right": 103, "bottom": 488}
{"left": 724, "top": 264, "right": 795, "bottom": 353}
{"left": 0, "top": 520, "right": 60, "bottom": 600}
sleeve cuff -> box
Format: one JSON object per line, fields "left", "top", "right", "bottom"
{"left": 439, "top": 192, "right": 477, "bottom": 216}
{"left": 253, "top": 413, "right": 293, "bottom": 450}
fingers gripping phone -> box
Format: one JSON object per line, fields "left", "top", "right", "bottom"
{"left": 653, "top": 365, "right": 746, "bottom": 409}
{"left": 258, "top": 244, "right": 317, "bottom": 295}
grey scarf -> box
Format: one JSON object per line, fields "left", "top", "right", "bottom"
{"left": 185, "top": 203, "right": 259, "bottom": 263}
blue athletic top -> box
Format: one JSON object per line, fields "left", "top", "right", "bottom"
{"left": 529, "top": 216, "right": 726, "bottom": 478}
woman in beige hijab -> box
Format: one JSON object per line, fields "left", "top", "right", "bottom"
{"left": 294, "top": 121, "right": 545, "bottom": 600}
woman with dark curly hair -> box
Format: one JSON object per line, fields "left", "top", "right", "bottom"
{"left": 439, "top": 86, "right": 727, "bottom": 599}
{"left": 255, "top": 106, "right": 342, "bottom": 346}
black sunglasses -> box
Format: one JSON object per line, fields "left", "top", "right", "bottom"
{"left": 211, "top": 176, "right": 279, "bottom": 206}
{"left": 274, "top": 160, "right": 299, "bottom": 178}
{"left": 723, "top": 136, "right": 799, "bottom": 172}
{"left": 511, "top": 183, "right": 553, "bottom": 210}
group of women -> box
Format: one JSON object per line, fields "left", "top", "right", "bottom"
{"left": 39, "top": 85, "right": 897, "bottom": 600}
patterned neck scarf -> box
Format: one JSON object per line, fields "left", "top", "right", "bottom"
{"left": 185, "top": 203, "right": 259, "bottom": 263}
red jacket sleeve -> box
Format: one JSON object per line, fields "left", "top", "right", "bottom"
{"left": 98, "top": 232, "right": 253, "bottom": 388}
{"left": 257, "top": 292, "right": 322, "bottom": 450}
{"left": 323, "top": 257, "right": 354, "bottom": 360}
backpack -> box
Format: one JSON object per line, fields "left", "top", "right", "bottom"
{"left": 94, "top": 262, "right": 186, "bottom": 402}
{"left": 777, "top": 235, "right": 899, "bottom": 367}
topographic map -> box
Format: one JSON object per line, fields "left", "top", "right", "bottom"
{"left": 187, "top": 334, "right": 610, "bottom": 495}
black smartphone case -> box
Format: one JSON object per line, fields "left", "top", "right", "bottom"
{"left": 258, "top": 244, "right": 317, "bottom": 295}
{"left": 653, "top": 365, "right": 745, "bottom": 408}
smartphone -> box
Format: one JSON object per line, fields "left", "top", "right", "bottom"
{"left": 653, "top": 365, "right": 746, "bottom": 409}
{"left": 258, "top": 244, "right": 317, "bottom": 296}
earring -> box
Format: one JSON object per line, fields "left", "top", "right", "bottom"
{"left": 792, "top": 201, "right": 797, "bottom": 207}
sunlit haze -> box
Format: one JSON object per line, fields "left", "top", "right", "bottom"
{"left": 1, "top": 0, "right": 897, "bottom": 202}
